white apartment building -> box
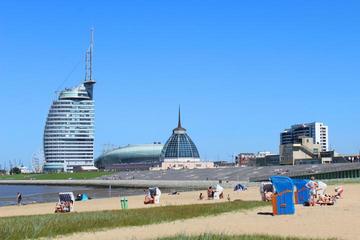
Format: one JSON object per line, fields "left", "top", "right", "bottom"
{"left": 280, "top": 122, "right": 329, "bottom": 152}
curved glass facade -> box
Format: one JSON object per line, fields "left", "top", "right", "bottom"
{"left": 95, "top": 144, "right": 164, "bottom": 170}
{"left": 162, "top": 133, "right": 200, "bottom": 158}
{"left": 161, "top": 108, "right": 200, "bottom": 161}
{"left": 43, "top": 82, "right": 95, "bottom": 172}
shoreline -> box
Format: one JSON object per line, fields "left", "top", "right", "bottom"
{"left": 0, "top": 179, "right": 239, "bottom": 189}
{"left": 0, "top": 186, "right": 257, "bottom": 218}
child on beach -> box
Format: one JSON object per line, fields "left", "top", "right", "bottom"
{"left": 199, "top": 193, "right": 204, "bottom": 200}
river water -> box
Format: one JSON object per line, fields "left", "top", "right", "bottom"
{"left": 0, "top": 185, "right": 145, "bottom": 207}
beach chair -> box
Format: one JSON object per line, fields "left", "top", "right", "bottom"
{"left": 270, "top": 176, "right": 295, "bottom": 215}
{"left": 292, "top": 179, "right": 310, "bottom": 205}
{"left": 56, "top": 192, "right": 75, "bottom": 213}
{"left": 146, "top": 187, "right": 161, "bottom": 204}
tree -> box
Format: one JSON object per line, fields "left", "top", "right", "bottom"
{"left": 10, "top": 167, "right": 21, "bottom": 175}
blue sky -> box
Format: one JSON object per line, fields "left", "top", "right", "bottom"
{"left": 0, "top": 1, "right": 359, "bottom": 168}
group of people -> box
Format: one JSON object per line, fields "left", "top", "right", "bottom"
{"left": 54, "top": 200, "right": 73, "bottom": 213}
{"left": 144, "top": 187, "right": 161, "bottom": 204}
{"left": 260, "top": 176, "right": 344, "bottom": 206}
{"left": 203, "top": 186, "right": 224, "bottom": 200}
{"left": 305, "top": 176, "right": 344, "bottom": 206}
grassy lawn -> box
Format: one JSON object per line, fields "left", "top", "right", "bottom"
{"left": 158, "top": 234, "right": 337, "bottom": 240}
{"left": 0, "top": 200, "right": 268, "bottom": 240}
{"left": 0, "top": 171, "right": 112, "bottom": 180}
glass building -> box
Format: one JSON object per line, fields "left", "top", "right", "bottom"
{"left": 161, "top": 108, "right": 200, "bottom": 162}
{"left": 95, "top": 144, "right": 164, "bottom": 170}
{"left": 43, "top": 31, "right": 96, "bottom": 172}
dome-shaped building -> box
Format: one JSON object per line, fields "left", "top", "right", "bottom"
{"left": 158, "top": 108, "right": 213, "bottom": 170}
{"left": 161, "top": 108, "right": 200, "bottom": 161}
{"left": 95, "top": 143, "right": 163, "bottom": 170}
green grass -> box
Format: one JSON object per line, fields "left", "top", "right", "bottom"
{"left": 0, "top": 171, "right": 111, "bottom": 180}
{"left": 158, "top": 234, "right": 337, "bottom": 240}
{"left": 0, "top": 200, "right": 268, "bottom": 240}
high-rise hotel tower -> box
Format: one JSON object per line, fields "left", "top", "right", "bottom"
{"left": 43, "top": 31, "right": 96, "bottom": 172}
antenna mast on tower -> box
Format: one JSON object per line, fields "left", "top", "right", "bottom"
{"left": 85, "top": 28, "right": 94, "bottom": 82}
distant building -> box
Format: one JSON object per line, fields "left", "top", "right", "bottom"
{"left": 43, "top": 31, "right": 96, "bottom": 172}
{"left": 235, "top": 153, "right": 256, "bottom": 166}
{"left": 252, "top": 154, "right": 280, "bottom": 166}
{"left": 235, "top": 151, "right": 276, "bottom": 166}
{"left": 256, "top": 151, "right": 272, "bottom": 158}
{"left": 156, "top": 108, "right": 214, "bottom": 170}
{"left": 213, "top": 161, "right": 235, "bottom": 167}
{"left": 280, "top": 136, "right": 321, "bottom": 165}
{"left": 18, "top": 166, "right": 32, "bottom": 174}
{"left": 95, "top": 143, "right": 164, "bottom": 170}
{"left": 280, "top": 122, "right": 329, "bottom": 152}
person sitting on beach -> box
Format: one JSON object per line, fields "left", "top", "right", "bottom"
{"left": 144, "top": 190, "right": 154, "bottom": 204}
{"left": 335, "top": 186, "right": 344, "bottom": 199}
{"left": 55, "top": 201, "right": 65, "bottom": 213}
{"left": 199, "top": 192, "right": 204, "bottom": 200}
{"left": 207, "top": 186, "right": 214, "bottom": 199}
{"left": 219, "top": 192, "right": 224, "bottom": 199}
{"left": 317, "top": 194, "right": 334, "bottom": 206}
{"left": 63, "top": 201, "right": 70, "bottom": 212}
{"left": 265, "top": 191, "right": 273, "bottom": 201}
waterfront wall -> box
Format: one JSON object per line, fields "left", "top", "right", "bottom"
{"left": 0, "top": 180, "right": 241, "bottom": 189}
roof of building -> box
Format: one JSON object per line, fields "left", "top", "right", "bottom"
{"left": 59, "top": 83, "right": 91, "bottom": 100}
{"left": 95, "top": 144, "right": 164, "bottom": 167}
{"left": 161, "top": 107, "right": 200, "bottom": 159}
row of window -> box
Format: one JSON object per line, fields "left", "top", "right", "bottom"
{"left": 46, "top": 153, "right": 93, "bottom": 156}
{"left": 45, "top": 130, "right": 93, "bottom": 134}
{"left": 46, "top": 122, "right": 93, "bottom": 125}
{"left": 53, "top": 101, "right": 93, "bottom": 105}
{"left": 44, "top": 135, "right": 93, "bottom": 138}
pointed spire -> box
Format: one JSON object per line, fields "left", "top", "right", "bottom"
{"left": 85, "top": 28, "right": 94, "bottom": 82}
{"left": 173, "top": 105, "right": 186, "bottom": 133}
{"left": 178, "top": 105, "right": 182, "bottom": 128}
{"left": 89, "top": 28, "right": 94, "bottom": 81}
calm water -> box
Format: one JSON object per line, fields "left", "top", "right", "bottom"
{"left": 0, "top": 185, "right": 146, "bottom": 207}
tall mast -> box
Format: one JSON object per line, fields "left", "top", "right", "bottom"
{"left": 178, "top": 105, "right": 182, "bottom": 128}
{"left": 89, "top": 28, "right": 94, "bottom": 81}
{"left": 84, "top": 29, "right": 95, "bottom": 99}
{"left": 85, "top": 29, "right": 94, "bottom": 82}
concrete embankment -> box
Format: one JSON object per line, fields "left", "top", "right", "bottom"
{"left": 0, "top": 179, "right": 242, "bottom": 189}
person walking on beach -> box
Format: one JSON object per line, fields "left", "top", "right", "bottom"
{"left": 16, "top": 192, "right": 22, "bottom": 205}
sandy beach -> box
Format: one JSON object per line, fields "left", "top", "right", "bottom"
{"left": 1, "top": 184, "right": 360, "bottom": 240}
{"left": 0, "top": 186, "right": 256, "bottom": 218}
